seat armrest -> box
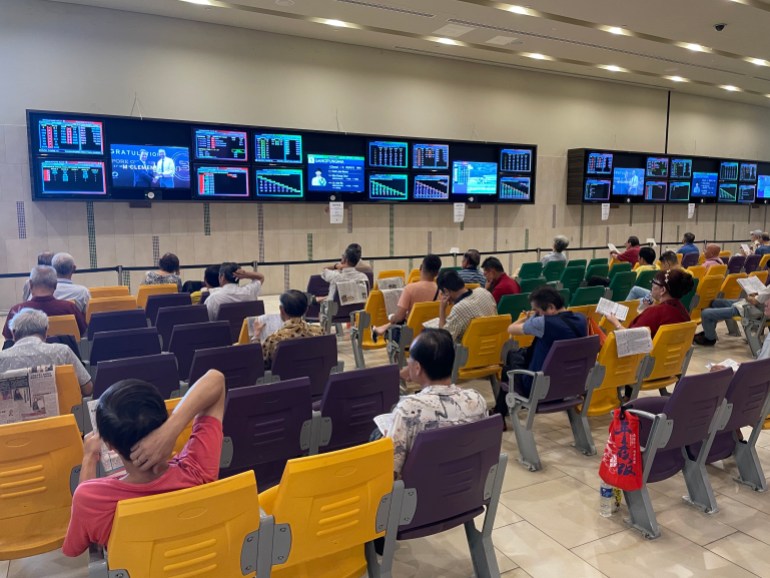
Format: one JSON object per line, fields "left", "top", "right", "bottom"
{"left": 88, "top": 544, "right": 108, "bottom": 578}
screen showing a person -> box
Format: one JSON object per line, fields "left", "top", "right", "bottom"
{"left": 584, "top": 179, "right": 611, "bottom": 201}
{"left": 670, "top": 159, "right": 692, "bottom": 179}
{"left": 369, "top": 174, "right": 408, "bottom": 201}
{"left": 644, "top": 181, "right": 667, "bottom": 202}
{"left": 307, "top": 154, "right": 365, "bottom": 193}
{"left": 738, "top": 184, "right": 756, "bottom": 204}
{"left": 255, "top": 168, "right": 304, "bottom": 199}
{"left": 194, "top": 129, "right": 248, "bottom": 161}
{"left": 499, "top": 177, "right": 531, "bottom": 200}
{"left": 612, "top": 168, "right": 644, "bottom": 196}
{"left": 669, "top": 181, "right": 691, "bottom": 202}
{"left": 452, "top": 161, "right": 497, "bottom": 195}
{"left": 646, "top": 157, "right": 669, "bottom": 178}
{"left": 691, "top": 172, "right": 718, "bottom": 198}
{"left": 37, "top": 118, "right": 104, "bottom": 155}
{"left": 368, "top": 141, "right": 408, "bottom": 169}
{"left": 500, "top": 149, "right": 532, "bottom": 173}
{"left": 740, "top": 163, "right": 757, "bottom": 182}
{"left": 720, "top": 162, "right": 739, "bottom": 181}
{"left": 111, "top": 145, "right": 190, "bottom": 189}
{"left": 718, "top": 182, "right": 738, "bottom": 202}
{"left": 253, "top": 133, "right": 302, "bottom": 164}
{"left": 194, "top": 166, "right": 249, "bottom": 199}
{"left": 39, "top": 160, "right": 107, "bottom": 196}
{"left": 586, "top": 152, "right": 613, "bottom": 175}
{"left": 413, "top": 174, "right": 449, "bottom": 200}
{"left": 758, "top": 175, "right": 770, "bottom": 200}
{"left": 413, "top": 144, "right": 449, "bottom": 169}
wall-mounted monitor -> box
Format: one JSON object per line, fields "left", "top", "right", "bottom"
{"left": 718, "top": 182, "right": 738, "bottom": 202}
{"left": 758, "top": 175, "right": 770, "bottom": 200}
{"left": 738, "top": 184, "right": 756, "bottom": 204}
{"left": 255, "top": 168, "right": 304, "bottom": 199}
{"left": 37, "top": 159, "right": 107, "bottom": 197}
{"left": 586, "top": 152, "right": 612, "bottom": 175}
{"left": 644, "top": 181, "right": 667, "bottom": 202}
{"left": 500, "top": 149, "right": 532, "bottom": 173}
{"left": 368, "top": 141, "right": 407, "bottom": 169}
{"left": 253, "top": 133, "right": 302, "bottom": 164}
{"left": 413, "top": 174, "right": 449, "bottom": 201}
{"left": 194, "top": 129, "right": 248, "bottom": 161}
{"left": 369, "top": 173, "right": 408, "bottom": 201}
{"left": 612, "top": 168, "right": 644, "bottom": 196}
{"left": 720, "top": 161, "right": 739, "bottom": 181}
{"left": 194, "top": 166, "right": 249, "bottom": 199}
{"left": 740, "top": 163, "right": 757, "bottom": 182}
{"left": 37, "top": 118, "right": 103, "bottom": 155}
{"left": 646, "top": 157, "right": 669, "bottom": 178}
{"left": 452, "top": 161, "right": 497, "bottom": 196}
{"left": 692, "top": 172, "right": 718, "bottom": 199}
{"left": 307, "top": 154, "right": 364, "bottom": 193}
{"left": 669, "top": 181, "right": 691, "bottom": 202}
{"left": 670, "top": 158, "right": 692, "bottom": 179}
{"left": 413, "top": 144, "right": 449, "bottom": 169}
{"left": 110, "top": 145, "right": 190, "bottom": 189}
{"left": 499, "top": 176, "right": 531, "bottom": 201}
{"left": 584, "top": 179, "right": 611, "bottom": 201}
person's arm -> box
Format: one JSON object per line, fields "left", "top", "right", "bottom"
{"left": 79, "top": 432, "right": 102, "bottom": 484}
{"left": 69, "top": 352, "right": 93, "bottom": 396}
{"left": 606, "top": 312, "right": 623, "bottom": 331}
{"left": 438, "top": 292, "right": 450, "bottom": 329}
{"left": 389, "top": 306, "right": 408, "bottom": 324}
{"left": 509, "top": 313, "right": 544, "bottom": 337}
{"left": 234, "top": 268, "right": 265, "bottom": 284}
{"left": 129, "top": 369, "right": 226, "bottom": 472}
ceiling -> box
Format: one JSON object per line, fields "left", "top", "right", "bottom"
{"left": 49, "top": 0, "right": 770, "bottom": 107}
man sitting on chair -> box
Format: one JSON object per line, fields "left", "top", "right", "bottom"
{"left": 437, "top": 269, "right": 497, "bottom": 342}
{"left": 204, "top": 262, "right": 264, "bottom": 321}
{"left": 256, "top": 290, "right": 324, "bottom": 370}
{"left": 321, "top": 244, "right": 370, "bottom": 303}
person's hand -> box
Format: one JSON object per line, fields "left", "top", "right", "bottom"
{"left": 130, "top": 425, "right": 176, "bottom": 474}
{"left": 709, "top": 364, "right": 726, "bottom": 372}
{"left": 83, "top": 432, "right": 102, "bottom": 460}
{"left": 250, "top": 320, "right": 265, "bottom": 342}
{"left": 439, "top": 291, "right": 450, "bottom": 310}
{"left": 606, "top": 313, "right": 622, "bottom": 329}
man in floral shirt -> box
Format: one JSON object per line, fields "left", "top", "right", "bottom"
{"left": 256, "top": 290, "right": 324, "bottom": 369}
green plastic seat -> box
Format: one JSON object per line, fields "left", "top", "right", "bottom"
{"left": 570, "top": 286, "right": 605, "bottom": 306}
{"left": 585, "top": 264, "right": 609, "bottom": 281}
{"left": 607, "top": 271, "right": 638, "bottom": 301}
{"left": 566, "top": 259, "right": 587, "bottom": 270}
{"left": 587, "top": 258, "right": 609, "bottom": 267}
{"left": 608, "top": 262, "right": 632, "bottom": 280}
{"left": 519, "top": 276, "right": 548, "bottom": 292}
{"left": 559, "top": 267, "right": 585, "bottom": 295}
{"left": 634, "top": 269, "right": 659, "bottom": 291}
{"left": 542, "top": 260, "right": 566, "bottom": 282}
{"left": 680, "top": 277, "right": 700, "bottom": 312}
{"left": 517, "top": 262, "right": 543, "bottom": 280}
{"left": 559, "top": 288, "right": 571, "bottom": 305}
{"left": 497, "top": 292, "right": 531, "bottom": 320}
{"left": 439, "top": 266, "right": 461, "bottom": 275}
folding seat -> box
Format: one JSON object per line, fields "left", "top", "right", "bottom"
{"left": 681, "top": 252, "right": 700, "bottom": 268}
{"left": 633, "top": 321, "right": 697, "bottom": 396}
{"left": 706, "top": 264, "right": 728, "bottom": 278}
{"left": 304, "top": 274, "right": 330, "bottom": 323}
{"left": 386, "top": 300, "right": 440, "bottom": 368}
{"left": 566, "top": 258, "right": 587, "bottom": 270}
{"left": 451, "top": 315, "right": 514, "bottom": 399}
{"left": 519, "top": 276, "right": 547, "bottom": 292}
{"left": 608, "top": 261, "right": 632, "bottom": 277}
{"left": 167, "top": 321, "right": 232, "bottom": 381}
{"left": 269, "top": 334, "right": 342, "bottom": 400}
{"left": 374, "top": 269, "right": 406, "bottom": 289}
{"left": 497, "top": 292, "right": 530, "bottom": 319}
{"left": 597, "top": 300, "right": 640, "bottom": 333}
{"left": 88, "top": 285, "right": 129, "bottom": 299}
{"left": 164, "top": 397, "right": 194, "bottom": 455}
{"left": 689, "top": 275, "right": 724, "bottom": 324}
{"left": 633, "top": 269, "right": 658, "bottom": 291}
{"left": 89, "top": 327, "right": 161, "bottom": 368}
{"left": 584, "top": 263, "right": 609, "bottom": 281}
{"left": 136, "top": 283, "right": 177, "bottom": 309}
{"left": 717, "top": 272, "right": 747, "bottom": 300}
{"left": 54, "top": 365, "right": 85, "bottom": 431}
{"left": 727, "top": 254, "right": 746, "bottom": 274}
{"left": 680, "top": 277, "right": 700, "bottom": 312}
{"left": 85, "top": 296, "right": 138, "bottom": 323}
{"left": 686, "top": 264, "right": 707, "bottom": 282}
{"left": 187, "top": 343, "right": 264, "bottom": 389}
{"left": 542, "top": 259, "right": 566, "bottom": 282}
{"left": 86, "top": 309, "right": 147, "bottom": 341}
{"left": 93, "top": 352, "right": 180, "bottom": 399}
{"left": 587, "top": 257, "right": 609, "bottom": 268}
{"left": 719, "top": 250, "right": 733, "bottom": 260}
{"left": 570, "top": 286, "right": 604, "bottom": 306}
{"left": 216, "top": 300, "right": 265, "bottom": 343}
{"left": 516, "top": 261, "right": 542, "bottom": 280}
{"left": 47, "top": 314, "right": 81, "bottom": 340}
{"left": 606, "top": 270, "right": 637, "bottom": 301}
{"left": 406, "top": 268, "right": 421, "bottom": 283}
{"left": 750, "top": 269, "right": 769, "bottom": 284}
{"left": 144, "top": 292, "right": 191, "bottom": 325}
{"left": 155, "top": 304, "right": 209, "bottom": 350}
{"left": 759, "top": 254, "right": 770, "bottom": 270}
{"left": 320, "top": 289, "right": 367, "bottom": 335}
{"left": 558, "top": 266, "right": 584, "bottom": 295}
{"left": 349, "top": 289, "right": 388, "bottom": 369}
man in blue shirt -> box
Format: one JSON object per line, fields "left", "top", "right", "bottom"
{"left": 676, "top": 232, "right": 699, "bottom": 256}
{"left": 756, "top": 233, "right": 770, "bottom": 256}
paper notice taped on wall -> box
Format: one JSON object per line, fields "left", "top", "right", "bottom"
{"left": 601, "top": 203, "right": 610, "bottom": 221}
{"left": 329, "top": 201, "right": 344, "bottom": 224}
{"left": 688, "top": 203, "right": 695, "bottom": 219}
{"left": 454, "top": 203, "right": 466, "bottom": 223}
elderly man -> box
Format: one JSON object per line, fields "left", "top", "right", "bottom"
{"left": 437, "top": 269, "right": 497, "bottom": 342}
{"left": 22, "top": 251, "right": 55, "bottom": 301}
{"left": 3, "top": 266, "right": 87, "bottom": 342}
{"left": 204, "top": 262, "right": 264, "bottom": 321}
{"left": 0, "top": 309, "right": 92, "bottom": 395}
{"left": 256, "top": 290, "right": 324, "bottom": 369}
{"left": 52, "top": 252, "right": 91, "bottom": 313}
{"left": 321, "top": 244, "right": 370, "bottom": 302}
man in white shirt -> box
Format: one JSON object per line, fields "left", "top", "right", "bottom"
{"left": 52, "top": 252, "right": 90, "bottom": 314}
{"left": 695, "top": 284, "right": 770, "bottom": 346}
{"left": 154, "top": 149, "right": 176, "bottom": 188}
{"left": 321, "top": 244, "right": 370, "bottom": 302}
{"left": 204, "top": 262, "right": 264, "bottom": 321}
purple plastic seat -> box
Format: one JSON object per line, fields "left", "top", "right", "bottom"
{"left": 155, "top": 304, "right": 209, "bottom": 350}
{"left": 744, "top": 253, "right": 762, "bottom": 274}
{"left": 681, "top": 252, "right": 700, "bottom": 268}
{"left": 219, "top": 377, "right": 313, "bottom": 490}
{"left": 86, "top": 309, "right": 147, "bottom": 341}
{"left": 317, "top": 365, "right": 400, "bottom": 453}
{"left": 305, "top": 275, "right": 330, "bottom": 323}
{"left": 727, "top": 255, "right": 746, "bottom": 274}
{"left": 624, "top": 367, "right": 733, "bottom": 538}
{"left": 89, "top": 327, "right": 161, "bottom": 367}
{"left": 92, "top": 353, "right": 180, "bottom": 399}
{"left": 507, "top": 335, "right": 602, "bottom": 471}
{"left": 270, "top": 334, "right": 340, "bottom": 400}
{"left": 216, "top": 301, "right": 265, "bottom": 343}
{"left": 187, "top": 343, "right": 265, "bottom": 389}
{"left": 167, "top": 321, "right": 232, "bottom": 381}
{"left": 145, "top": 293, "right": 192, "bottom": 325}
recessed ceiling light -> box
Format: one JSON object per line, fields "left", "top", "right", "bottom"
{"left": 506, "top": 5, "right": 532, "bottom": 15}
{"left": 323, "top": 19, "right": 348, "bottom": 27}
{"left": 180, "top": 0, "right": 212, "bottom": 5}
{"left": 746, "top": 57, "right": 769, "bottom": 66}
{"left": 275, "top": 0, "right": 294, "bottom": 5}
{"left": 435, "top": 37, "right": 458, "bottom": 45}
{"left": 720, "top": 85, "right": 741, "bottom": 92}
{"left": 604, "top": 26, "right": 627, "bottom": 35}
{"left": 665, "top": 75, "right": 688, "bottom": 82}
{"left": 681, "top": 42, "right": 708, "bottom": 52}
{"left": 599, "top": 64, "right": 626, "bottom": 72}
{"left": 524, "top": 53, "right": 551, "bottom": 60}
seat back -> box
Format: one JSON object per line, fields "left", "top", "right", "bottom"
{"left": 570, "top": 286, "right": 604, "bottom": 306}
{"left": 407, "top": 268, "right": 421, "bottom": 284}
{"left": 398, "top": 416, "right": 504, "bottom": 540}
{"left": 759, "top": 254, "right": 770, "bottom": 270}
{"left": 559, "top": 266, "right": 585, "bottom": 294}
{"left": 168, "top": 321, "right": 233, "bottom": 381}
{"left": 680, "top": 252, "right": 700, "bottom": 268}
{"left": 268, "top": 438, "right": 394, "bottom": 569}
{"left": 540, "top": 335, "right": 601, "bottom": 403}
{"left": 750, "top": 270, "right": 769, "bottom": 284}
{"left": 87, "top": 309, "right": 147, "bottom": 341}
{"left": 319, "top": 365, "right": 400, "bottom": 453}
{"left": 85, "top": 296, "right": 138, "bottom": 323}
{"left": 542, "top": 260, "right": 566, "bottom": 282}
{"left": 719, "top": 250, "right": 732, "bottom": 259}
{"left": 585, "top": 263, "right": 609, "bottom": 280}
{"left": 516, "top": 261, "right": 543, "bottom": 280}
{"left": 690, "top": 276, "right": 725, "bottom": 323}
{"left": 642, "top": 321, "right": 697, "bottom": 384}
{"left": 164, "top": 398, "right": 194, "bottom": 455}
{"left": 608, "top": 271, "right": 637, "bottom": 301}
{"left": 305, "top": 275, "right": 330, "bottom": 322}
{"left": 355, "top": 290, "right": 388, "bottom": 350}
{"left": 88, "top": 286, "right": 129, "bottom": 299}
{"left": 136, "top": 284, "right": 178, "bottom": 309}
{"left": 587, "top": 332, "right": 646, "bottom": 416}
{"left": 744, "top": 254, "right": 761, "bottom": 273}
{"left": 89, "top": 327, "right": 161, "bottom": 367}
{"left": 145, "top": 293, "right": 192, "bottom": 325}
{"left": 719, "top": 273, "right": 747, "bottom": 300}
{"left": 721, "top": 358, "right": 770, "bottom": 432}
{"left": 609, "top": 262, "right": 632, "bottom": 277}
{"left": 374, "top": 269, "right": 406, "bottom": 289}
{"left": 405, "top": 301, "right": 440, "bottom": 341}
{"left": 459, "top": 315, "right": 511, "bottom": 374}
{"left": 519, "top": 276, "right": 547, "bottom": 292}
{"left": 220, "top": 378, "right": 313, "bottom": 488}
{"left": 188, "top": 343, "right": 264, "bottom": 389}
{"left": 54, "top": 365, "right": 83, "bottom": 419}
{"left": 271, "top": 334, "right": 338, "bottom": 399}
{"left": 155, "top": 304, "right": 210, "bottom": 350}
{"left": 680, "top": 277, "right": 700, "bottom": 312}
{"left": 93, "top": 353, "right": 180, "bottom": 399}
{"left": 634, "top": 269, "right": 658, "bottom": 291}
{"left": 0, "top": 414, "right": 82, "bottom": 560}
{"left": 497, "top": 292, "right": 530, "bottom": 319}
{"left": 106, "top": 471, "right": 260, "bottom": 578}
{"left": 566, "top": 259, "right": 587, "bottom": 270}
{"left": 216, "top": 300, "right": 266, "bottom": 343}
{"left": 706, "top": 264, "right": 727, "bottom": 277}
{"left": 727, "top": 255, "right": 746, "bottom": 274}
{"left": 47, "top": 315, "right": 80, "bottom": 340}
{"left": 686, "top": 265, "right": 707, "bottom": 282}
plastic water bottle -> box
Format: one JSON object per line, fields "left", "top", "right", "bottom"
{"left": 599, "top": 482, "right": 614, "bottom": 517}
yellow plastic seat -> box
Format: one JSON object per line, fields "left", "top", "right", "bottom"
{"left": 54, "top": 365, "right": 83, "bottom": 419}
{"left": 637, "top": 321, "right": 697, "bottom": 394}
{"left": 136, "top": 284, "right": 178, "bottom": 309}
{"left": 705, "top": 264, "right": 727, "bottom": 278}
{"left": 237, "top": 317, "right": 251, "bottom": 344}
{"left": 353, "top": 289, "right": 388, "bottom": 351}
{"left": 407, "top": 268, "right": 420, "bottom": 284}
{"left": 687, "top": 265, "right": 707, "bottom": 282}
{"left": 465, "top": 283, "right": 481, "bottom": 290}
{"left": 259, "top": 438, "right": 394, "bottom": 578}
{"left": 89, "top": 286, "right": 129, "bottom": 299}
{"left": 759, "top": 254, "right": 770, "bottom": 270}
{"left": 698, "top": 254, "right": 706, "bottom": 265}
{"left": 85, "top": 296, "right": 138, "bottom": 323}
{"left": 509, "top": 311, "right": 535, "bottom": 348}
{"left": 719, "top": 250, "right": 732, "bottom": 259}
{"left": 585, "top": 331, "right": 647, "bottom": 417}
{"left": 373, "top": 269, "right": 406, "bottom": 290}
{"left": 568, "top": 304, "right": 603, "bottom": 325}
{"left": 455, "top": 315, "right": 512, "bottom": 383}
{"left": 0, "top": 414, "right": 82, "bottom": 559}
{"left": 105, "top": 471, "right": 261, "bottom": 578}
{"left": 676, "top": 253, "right": 683, "bottom": 264}
{"left": 689, "top": 275, "right": 725, "bottom": 324}
{"left": 750, "top": 270, "right": 769, "bottom": 284}
{"left": 164, "top": 398, "right": 193, "bottom": 456}
{"left": 719, "top": 273, "right": 747, "bottom": 300}
{"left": 47, "top": 314, "right": 81, "bottom": 340}
{"left": 405, "top": 300, "right": 440, "bottom": 342}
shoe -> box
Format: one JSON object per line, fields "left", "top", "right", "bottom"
{"left": 693, "top": 333, "right": 717, "bottom": 346}
{"left": 370, "top": 326, "right": 378, "bottom": 344}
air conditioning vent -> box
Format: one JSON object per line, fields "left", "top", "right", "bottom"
{"left": 335, "top": 0, "right": 434, "bottom": 18}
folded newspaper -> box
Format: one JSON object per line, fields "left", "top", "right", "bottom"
{"left": 337, "top": 279, "right": 369, "bottom": 305}
{"left": 0, "top": 365, "right": 58, "bottom": 425}
{"left": 381, "top": 288, "right": 404, "bottom": 317}
{"left": 614, "top": 327, "right": 653, "bottom": 358}
{"left": 596, "top": 297, "right": 629, "bottom": 322}
{"left": 245, "top": 313, "right": 284, "bottom": 343}
{"left": 705, "top": 358, "right": 741, "bottom": 372}
{"left": 737, "top": 276, "right": 767, "bottom": 296}
{"left": 378, "top": 277, "right": 404, "bottom": 290}
{"left": 87, "top": 399, "right": 125, "bottom": 473}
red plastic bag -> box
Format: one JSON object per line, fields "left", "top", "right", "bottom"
{"left": 587, "top": 317, "right": 607, "bottom": 347}
{"left": 598, "top": 407, "right": 643, "bottom": 491}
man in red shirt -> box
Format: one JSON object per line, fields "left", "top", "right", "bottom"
{"left": 62, "top": 369, "right": 225, "bottom": 557}
{"left": 610, "top": 236, "right": 642, "bottom": 265}
{"left": 482, "top": 257, "right": 521, "bottom": 303}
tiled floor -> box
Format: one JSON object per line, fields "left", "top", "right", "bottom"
{"left": 5, "top": 298, "right": 770, "bottom": 577}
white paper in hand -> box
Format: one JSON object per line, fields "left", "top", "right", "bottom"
{"left": 373, "top": 413, "right": 394, "bottom": 435}
{"left": 596, "top": 297, "right": 629, "bottom": 322}
{"left": 607, "top": 243, "right": 619, "bottom": 254}
{"left": 87, "top": 399, "right": 125, "bottom": 473}
{"left": 737, "top": 276, "right": 767, "bottom": 295}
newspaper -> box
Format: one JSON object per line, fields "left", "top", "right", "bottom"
{"left": 245, "top": 314, "right": 284, "bottom": 343}
{"left": 608, "top": 243, "right": 619, "bottom": 254}
{"left": 737, "top": 276, "right": 767, "bottom": 295}
{"left": 87, "top": 399, "right": 125, "bottom": 473}
{"left": 0, "top": 365, "right": 58, "bottom": 425}
{"left": 378, "top": 277, "right": 404, "bottom": 290}
{"left": 741, "top": 244, "right": 752, "bottom": 256}
{"left": 705, "top": 358, "right": 741, "bottom": 372}
{"left": 381, "top": 288, "right": 404, "bottom": 317}
{"left": 614, "top": 327, "right": 653, "bottom": 358}
{"left": 596, "top": 297, "right": 629, "bottom": 322}
{"left": 337, "top": 279, "right": 369, "bottom": 305}
{"left": 422, "top": 317, "right": 440, "bottom": 329}
{"left": 373, "top": 413, "right": 394, "bottom": 435}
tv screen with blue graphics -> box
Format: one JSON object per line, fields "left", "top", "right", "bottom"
{"left": 758, "top": 175, "right": 770, "bottom": 200}
{"left": 368, "top": 141, "right": 408, "bottom": 169}
{"left": 307, "top": 154, "right": 365, "bottom": 193}
{"left": 38, "top": 159, "right": 107, "bottom": 196}
{"left": 38, "top": 118, "right": 103, "bottom": 155}
{"left": 369, "top": 173, "right": 408, "bottom": 201}
{"left": 669, "top": 181, "right": 691, "bottom": 202}
{"left": 413, "top": 174, "right": 449, "bottom": 200}
{"left": 255, "top": 168, "right": 304, "bottom": 199}
{"left": 111, "top": 144, "right": 190, "bottom": 189}
{"left": 194, "top": 129, "right": 247, "bottom": 161}
{"left": 413, "top": 144, "right": 449, "bottom": 169}
{"left": 253, "top": 133, "right": 302, "bottom": 164}
{"left": 452, "top": 161, "right": 497, "bottom": 195}
{"left": 692, "top": 172, "right": 718, "bottom": 198}
{"left": 194, "top": 166, "right": 249, "bottom": 199}
{"left": 612, "top": 168, "right": 644, "bottom": 196}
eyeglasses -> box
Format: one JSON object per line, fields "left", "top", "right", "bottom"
{"left": 652, "top": 280, "right": 666, "bottom": 288}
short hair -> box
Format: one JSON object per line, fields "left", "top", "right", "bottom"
{"left": 627, "top": 236, "right": 640, "bottom": 247}
{"left": 655, "top": 269, "right": 694, "bottom": 299}
{"left": 204, "top": 265, "right": 220, "bottom": 288}
{"left": 763, "top": 233, "right": 770, "bottom": 242}
{"left": 422, "top": 254, "right": 442, "bottom": 275}
{"left": 553, "top": 235, "right": 569, "bottom": 253}
{"left": 751, "top": 229, "right": 763, "bottom": 237}
{"left": 37, "top": 251, "right": 54, "bottom": 266}
{"left": 530, "top": 286, "right": 564, "bottom": 311}
{"left": 463, "top": 249, "right": 481, "bottom": 268}
{"left": 9, "top": 308, "right": 48, "bottom": 339}
{"left": 683, "top": 232, "right": 695, "bottom": 244}
{"left": 29, "top": 265, "right": 58, "bottom": 291}
{"left": 219, "top": 262, "right": 239, "bottom": 284}
{"left": 343, "top": 245, "right": 361, "bottom": 266}
{"left": 279, "top": 290, "right": 308, "bottom": 318}
{"left": 436, "top": 269, "right": 465, "bottom": 292}
{"left": 158, "top": 252, "right": 180, "bottom": 274}
{"left": 96, "top": 380, "right": 168, "bottom": 461}
{"left": 51, "top": 252, "right": 76, "bottom": 277}
{"left": 410, "top": 328, "right": 455, "bottom": 381}
{"left": 660, "top": 250, "right": 678, "bottom": 267}
{"left": 481, "top": 257, "right": 504, "bottom": 273}
{"left": 638, "top": 247, "right": 656, "bottom": 265}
